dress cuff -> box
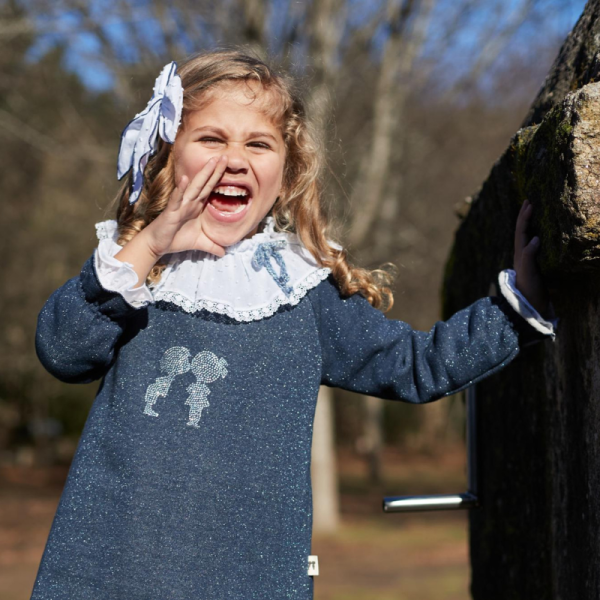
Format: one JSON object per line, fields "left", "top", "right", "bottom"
{"left": 94, "top": 238, "right": 154, "bottom": 308}
{"left": 498, "top": 269, "right": 558, "bottom": 340}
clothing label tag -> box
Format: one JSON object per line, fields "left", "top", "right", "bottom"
{"left": 308, "top": 555, "right": 319, "bottom": 576}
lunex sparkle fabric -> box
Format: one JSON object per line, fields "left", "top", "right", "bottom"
{"left": 32, "top": 230, "right": 554, "bottom": 599}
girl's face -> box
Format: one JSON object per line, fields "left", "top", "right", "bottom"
{"left": 173, "top": 83, "right": 286, "bottom": 247}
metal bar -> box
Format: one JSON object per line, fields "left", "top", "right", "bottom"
{"left": 382, "top": 385, "right": 480, "bottom": 513}
{"left": 383, "top": 492, "right": 479, "bottom": 512}
{"left": 466, "top": 383, "right": 478, "bottom": 497}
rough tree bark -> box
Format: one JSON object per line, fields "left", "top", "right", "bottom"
{"left": 443, "top": 1, "right": 600, "bottom": 598}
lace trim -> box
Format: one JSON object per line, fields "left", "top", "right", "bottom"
{"left": 95, "top": 220, "right": 119, "bottom": 242}
{"left": 153, "top": 268, "right": 331, "bottom": 322}
{"left": 93, "top": 217, "right": 334, "bottom": 321}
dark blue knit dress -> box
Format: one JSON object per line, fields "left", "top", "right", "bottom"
{"left": 31, "top": 218, "right": 556, "bottom": 599}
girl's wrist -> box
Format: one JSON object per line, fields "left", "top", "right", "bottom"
{"left": 142, "top": 218, "right": 172, "bottom": 259}
{"left": 113, "top": 226, "right": 164, "bottom": 288}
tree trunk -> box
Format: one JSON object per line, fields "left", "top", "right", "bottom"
{"left": 311, "top": 386, "right": 340, "bottom": 533}
{"left": 443, "top": 2, "right": 600, "bottom": 596}
{"left": 361, "top": 396, "right": 384, "bottom": 483}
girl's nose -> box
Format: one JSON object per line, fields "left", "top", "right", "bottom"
{"left": 222, "top": 144, "right": 248, "bottom": 172}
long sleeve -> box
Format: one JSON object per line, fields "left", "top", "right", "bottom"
{"left": 308, "top": 274, "right": 555, "bottom": 404}
{"left": 35, "top": 252, "right": 145, "bottom": 384}
{"left": 94, "top": 236, "right": 154, "bottom": 308}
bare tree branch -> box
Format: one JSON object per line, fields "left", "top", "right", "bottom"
{"left": 0, "top": 108, "right": 112, "bottom": 163}
{"left": 347, "top": 0, "right": 436, "bottom": 248}
{"left": 441, "top": 0, "right": 537, "bottom": 102}
{"left": 239, "top": 0, "right": 269, "bottom": 53}
{"left": 304, "top": 0, "right": 348, "bottom": 130}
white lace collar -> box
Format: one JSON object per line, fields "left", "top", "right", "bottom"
{"left": 95, "top": 216, "right": 334, "bottom": 322}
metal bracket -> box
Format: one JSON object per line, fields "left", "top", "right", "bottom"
{"left": 382, "top": 385, "right": 479, "bottom": 513}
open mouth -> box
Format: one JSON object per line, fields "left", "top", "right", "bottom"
{"left": 207, "top": 185, "right": 251, "bottom": 215}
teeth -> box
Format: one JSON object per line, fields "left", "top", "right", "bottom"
{"left": 213, "top": 185, "right": 248, "bottom": 197}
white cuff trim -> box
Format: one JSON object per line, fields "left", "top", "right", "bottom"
{"left": 94, "top": 238, "right": 154, "bottom": 308}
{"left": 498, "top": 269, "right": 558, "bottom": 340}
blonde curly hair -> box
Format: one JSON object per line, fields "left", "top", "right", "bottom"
{"left": 110, "top": 49, "right": 395, "bottom": 312}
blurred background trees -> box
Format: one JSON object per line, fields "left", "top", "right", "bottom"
{"left": 0, "top": 0, "right": 584, "bottom": 468}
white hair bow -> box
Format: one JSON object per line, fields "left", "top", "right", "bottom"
{"left": 117, "top": 61, "right": 183, "bottom": 204}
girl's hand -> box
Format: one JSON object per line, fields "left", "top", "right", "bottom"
{"left": 513, "top": 199, "right": 551, "bottom": 318}
{"left": 146, "top": 155, "right": 228, "bottom": 258}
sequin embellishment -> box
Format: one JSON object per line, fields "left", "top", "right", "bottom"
{"left": 252, "top": 240, "right": 293, "bottom": 295}
{"left": 144, "top": 346, "right": 191, "bottom": 417}
{"left": 143, "top": 346, "right": 228, "bottom": 428}
{"left": 185, "top": 351, "right": 228, "bottom": 428}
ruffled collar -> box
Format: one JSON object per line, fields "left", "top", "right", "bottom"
{"left": 95, "top": 216, "right": 335, "bottom": 322}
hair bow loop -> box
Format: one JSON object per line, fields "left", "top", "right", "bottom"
{"left": 117, "top": 61, "right": 183, "bottom": 204}
{"left": 252, "top": 240, "right": 293, "bottom": 296}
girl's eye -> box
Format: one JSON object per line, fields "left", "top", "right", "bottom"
{"left": 197, "top": 137, "right": 271, "bottom": 150}
{"left": 249, "top": 142, "right": 271, "bottom": 150}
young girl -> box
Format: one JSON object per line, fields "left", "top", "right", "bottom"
{"left": 32, "top": 50, "right": 557, "bottom": 599}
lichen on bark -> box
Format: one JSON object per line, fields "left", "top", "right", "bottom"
{"left": 444, "top": 82, "right": 600, "bottom": 322}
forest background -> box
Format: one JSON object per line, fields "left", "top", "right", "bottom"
{"left": 1, "top": 1, "right": 590, "bottom": 598}
{"left": 0, "top": 0, "right": 584, "bottom": 468}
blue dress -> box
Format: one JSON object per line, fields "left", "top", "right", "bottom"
{"left": 30, "top": 218, "right": 555, "bottom": 599}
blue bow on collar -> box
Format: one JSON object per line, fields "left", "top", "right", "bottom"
{"left": 252, "top": 240, "right": 293, "bottom": 296}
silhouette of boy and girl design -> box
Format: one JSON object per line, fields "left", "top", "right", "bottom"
{"left": 143, "top": 346, "right": 228, "bottom": 428}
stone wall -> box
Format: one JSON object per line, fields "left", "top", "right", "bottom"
{"left": 442, "top": 2, "right": 600, "bottom": 597}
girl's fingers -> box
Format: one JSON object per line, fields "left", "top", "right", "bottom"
{"left": 170, "top": 175, "right": 189, "bottom": 208}
{"left": 523, "top": 235, "right": 540, "bottom": 259}
{"left": 514, "top": 200, "right": 531, "bottom": 258}
{"left": 181, "top": 157, "right": 218, "bottom": 202}
{"left": 519, "top": 236, "right": 540, "bottom": 282}
{"left": 518, "top": 236, "right": 549, "bottom": 316}
{"left": 198, "top": 156, "right": 229, "bottom": 211}
{"left": 183, "top": 155, "right": 228, "bottom": 204}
